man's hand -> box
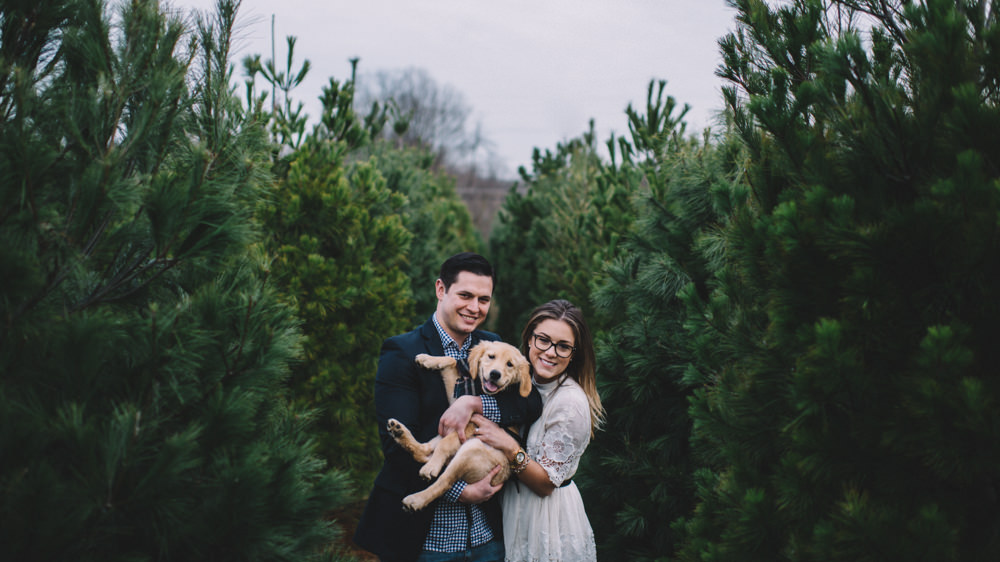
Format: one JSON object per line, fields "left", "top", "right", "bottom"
{"left": 458, "top": 464, "right": 503, "bottom": 504}
{"left": 438, "top": 395, "right": 482, "bottom": 441}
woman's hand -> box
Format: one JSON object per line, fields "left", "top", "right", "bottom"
{"left": 472, "top": 414, "right": 556, "bottom": 497}
{"left": 470, "top": 413, "right": 519, "bottom": 456}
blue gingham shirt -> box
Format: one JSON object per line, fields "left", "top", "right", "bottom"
{"left": 424, "top": 315, "right": 501, "bottom": 553}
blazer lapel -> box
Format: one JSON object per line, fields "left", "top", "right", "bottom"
{"left": 419, "top": 317, "right": 446, "bottom": 356}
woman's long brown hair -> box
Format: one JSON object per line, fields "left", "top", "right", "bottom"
{"left": 520, "top": 299, "right": 605, "bottom": 436}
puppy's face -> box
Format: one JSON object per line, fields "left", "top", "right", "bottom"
{"left": 467, "top": 341, "right": 532, "bottom": 397}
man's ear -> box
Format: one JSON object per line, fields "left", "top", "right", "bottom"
{"left": 435, "top": 278, "right": 446, "bottom": 301}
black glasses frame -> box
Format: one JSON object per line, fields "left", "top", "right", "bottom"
{"left": 531, "top": 333, "right": 576, "bottom": 358}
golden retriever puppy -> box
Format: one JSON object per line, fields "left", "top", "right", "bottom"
{"left": 386, "top": 340, "right": 532, "bottom": 511}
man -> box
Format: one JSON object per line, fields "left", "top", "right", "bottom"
{"left": 354, "top": 252, "right": 543, "bottom": 562}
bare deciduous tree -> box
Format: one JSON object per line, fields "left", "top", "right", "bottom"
{"left": 355, "top": 67, "right": 479, "bottom": 165}
{"left": 355, "top": 67, "right": 514, "bottom": 237}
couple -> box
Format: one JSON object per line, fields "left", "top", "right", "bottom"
{"left": 354, "top": 252, "right": 604, "bottom": 562}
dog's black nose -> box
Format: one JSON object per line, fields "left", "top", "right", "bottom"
{"left": 488, "top": 370, "right": 502, "bottom": 382}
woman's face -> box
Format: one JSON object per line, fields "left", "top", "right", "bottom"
{"left": 528, "top": 318, "right": 576, "bottom": 383}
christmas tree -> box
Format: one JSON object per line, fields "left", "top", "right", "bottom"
{"left": 581, "top": 81, "right": 738, "bottom": 561}
{"left": 0, "top": 0, "right": 349, "bottom": 559}
{"left": 490, "top": 120, "right": 632, "bottom": 341}
{"left": 682, "top": 1, "right": 1000, "bottom": 559}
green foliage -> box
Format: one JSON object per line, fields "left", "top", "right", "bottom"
{"left": 0, "top": 0, "right": 350, "bottom": 559}
{"left": 578, "top": 79, "right": 743, "bottom": 561}
{"left": 258, "top": 135, "right": 413, "bottom": 490}
{"left": 360, "top": 140, "right": 484, "bottom": 325}
{"left": 248, "top": 43, "right": 474, "bottom": 488}
{"left": 679, "top": 1, "right": 1000, "bottom": 560}
{"left": 243, "top": 35, "right": 311, "bottom": 150}
{"left": 489, "top": 120, "right": 633, "bottom": 341}
{"left": 315, "top": 59, "right": 385, "bottom": 148}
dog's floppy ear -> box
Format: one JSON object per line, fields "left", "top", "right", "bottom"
{"left": 467, "top": 342, "right": 486, "bottom": 380}
{"left": 518, "top": 355, "right": 532, "bottom": 397}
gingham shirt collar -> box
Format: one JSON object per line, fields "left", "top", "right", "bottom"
{"left": 432, "top": 314, "right": 473, "bottom": 359}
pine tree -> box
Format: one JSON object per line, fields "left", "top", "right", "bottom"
{"left": 489, "top": 121, "right": 632, "bottom": 340}
{"left": 579, "top": 81, "right": 743, "bottom": 561}
{"left": 681, "top": 1, "right": 1000, "bottom": 560}
{"left": 246, "top": 45, "right": 415, "bottom": 489}
{"left": 245, "top": 43, "right": 478, "bottom": 487}
{"left": 363, "top": 140, "right": 484, "bottom": 325}
{"left": 333, "top": 61, "right": 485, "bottom": 325}
{"left": 258, "top": 134, "right": 414, "bottom": 489}
{"left": 0, "top": 0, "right": 350, "bottom": 559}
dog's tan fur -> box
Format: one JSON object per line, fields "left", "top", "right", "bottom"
{"left": 387, "top": 340, "right": 532, "bottom": 511}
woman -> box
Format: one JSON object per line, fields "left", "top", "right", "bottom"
{"left": 472, "top": 299, "right": 604, "bottom": 562}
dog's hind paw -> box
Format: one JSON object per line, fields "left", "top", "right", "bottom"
{"left": 418, "top": 464, "right": 440, "bottom": 481}
{"left": 387, "top": 418, "right": 404, "bottom": 439}
{"left": 402, "top": 494, "right": 428, "bottom": 512}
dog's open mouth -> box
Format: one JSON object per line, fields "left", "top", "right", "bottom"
{"left": 482, "top": 380, "right": 500, "bottom": 394}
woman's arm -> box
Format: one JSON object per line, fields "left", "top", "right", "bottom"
{"left": 471, "top": 414, "right": 557, "bottom": 497}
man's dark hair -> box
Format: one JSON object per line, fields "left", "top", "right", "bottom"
{"left": 439, "top": 252, "right": 495, "bottom": 291}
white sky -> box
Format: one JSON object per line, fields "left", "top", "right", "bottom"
{"left": 173, "top": 0, "right": 738, "bottom": 177}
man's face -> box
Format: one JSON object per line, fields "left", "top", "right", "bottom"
{"left": 435, "top": 271, "right": 493, "bottom": 343}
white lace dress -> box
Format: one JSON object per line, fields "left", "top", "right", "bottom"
{"left": 501, "top": 376, "right": 597, "bottom": 562}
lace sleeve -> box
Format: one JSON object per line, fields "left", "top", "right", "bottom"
{"left": 531, "top": 388, "right": 592, "bottom": 486}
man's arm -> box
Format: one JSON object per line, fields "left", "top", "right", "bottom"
{"left": 373, "top": 338, "right": 423, "bottom": 467}
{"left": 438, "top": 385, "right": 542, "bottom": 439}
{"left": 438, "top": 464, "right": 503, "bottom": 505}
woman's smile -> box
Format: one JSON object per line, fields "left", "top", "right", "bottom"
{"left": 529, "top": 319, "right": 575, "bottom": 383}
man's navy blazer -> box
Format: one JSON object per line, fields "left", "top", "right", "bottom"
{"left": 353, "top": 317, "right": 543, "bottom": 561}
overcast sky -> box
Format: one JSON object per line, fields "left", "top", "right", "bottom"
{"left": 174, "top": 0, "right": 738, "bottom": 177}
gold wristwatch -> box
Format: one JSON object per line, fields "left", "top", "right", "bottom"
{"left": 511, "top": 448, "right": 529, "bottom": 474}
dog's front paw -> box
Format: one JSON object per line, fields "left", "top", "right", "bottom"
{"left": 414, "top": 353, "right": 435, "bottom": 369}
{"left": 415, "top": 353, "right": 455, "bottom": 370}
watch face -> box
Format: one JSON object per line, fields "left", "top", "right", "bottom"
{"left": 515, "top": 451, "right": 526, "bottom": 463}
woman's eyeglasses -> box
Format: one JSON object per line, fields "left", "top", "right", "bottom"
{"left": 531, "top": 333, "right": 576, "bottom": 358}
